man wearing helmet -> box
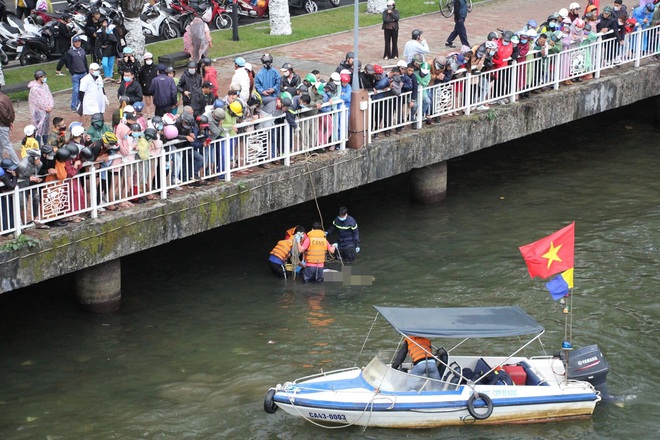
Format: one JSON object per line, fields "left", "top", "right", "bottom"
{"left": 28, "top": 69, "right": 54, "bottom": 147}
{"left": 280, "top": 63, "right": 301, "bottom": 96}
{"left": 87, "top": 113, "right": 112, "bottom": 143}
{"left": 335, "top": 52, "right": 354, "bottom": 74}
{"left": 255, "top": 53, "right": 281, "bottom": 114}
{"left": 403, "top": 29, "right": 430, "bottom": 63}
{"left": 150, "top": 64, "right": 178, "bottom": 117}
{"left": 445, "top": 0, "right": 471, "bottom": 49}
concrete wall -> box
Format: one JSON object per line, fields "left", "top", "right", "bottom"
{"left": 1, "top": 63, "right": 659, "bottom": 293}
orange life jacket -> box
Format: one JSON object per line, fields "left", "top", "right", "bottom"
{"left": 407, "top": 336, "right": 433, "bottom": 364}
{"left": 285, "top": 226, "right": 297, "bottom": 240}
{"left": 305, "top": 229, "right": 327, "bottom": 264}
{"left": 270, "top": 239, "right": 293, "bottom": 261}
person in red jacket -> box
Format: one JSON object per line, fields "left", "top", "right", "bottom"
{"left": 492, "top": 31, "right": 515, "bottom": 105}
{"left": 201, "top": 57, "right": 218, "bottom": 97}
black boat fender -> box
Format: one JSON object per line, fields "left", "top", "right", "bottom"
{"left": 264, "top": 388, "right": 278, "bottom": 414}
{"left": 466, "top": 392, "right": 493, "bottom": 420}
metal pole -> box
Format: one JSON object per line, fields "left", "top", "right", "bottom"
{"left": 232, "top": 0, "right": 239, "bottom": 41}
{"left": 352, "top": 0, "right": 359, "bottom": 91}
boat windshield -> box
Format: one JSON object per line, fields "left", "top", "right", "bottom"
{"left": 362, "top": 350, "right": 444, "bottom": 392}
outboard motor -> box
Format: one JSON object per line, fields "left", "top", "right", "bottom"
{"left": 564, "top": 344, "right": 610, "bottom": 400}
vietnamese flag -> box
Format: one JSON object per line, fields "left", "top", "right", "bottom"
{"left": 519, "top": 222, "right": 575, "bottom": 279}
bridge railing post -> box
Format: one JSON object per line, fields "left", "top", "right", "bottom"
{"left": 510, "top": 60, "right": 518, "bottom": 104}
{"left": 89, "top": 167, "right": 98, "bottom": 219}
{"left": 11, "top": 185, "right": 22, "bottom": 238}
{"left": 340, "top": 105, "right": 347, "bottom": 150}
{"left": 595, "top": 36, "right": 603, "bottom": 79}
{"left": 634, "top": 28, "right": 642, "bottom": 68}
{"left": 283, "top": 122, "right": 291, "bottom": 167}
{"left": 553, "top": 53, "right": 561, "bottom": 91}
{"left": 159, "top": 150, "right": 168, "bottom": 199}
{"left": 416, "top": 85, "right": 423, "bottom": 129}
{"left": 464, "top": 72, "right": 471, "bottom": 116}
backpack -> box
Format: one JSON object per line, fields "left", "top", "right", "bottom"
{"left": 136, "top": 137, "right": 150, "bottom": 160}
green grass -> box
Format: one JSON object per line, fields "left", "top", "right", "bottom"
{"left": 3, "top": 1, "right": 471, "bottom": 100}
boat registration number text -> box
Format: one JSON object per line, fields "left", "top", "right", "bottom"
{"left": 308, "top": 412, "right": 347, "bottom": 421}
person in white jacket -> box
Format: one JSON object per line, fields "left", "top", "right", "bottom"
{"left": 231, "top": 57, "right": 250, "bottom": 102}
{"left": 79, "top": 63, "right": 108, "bottom": 126}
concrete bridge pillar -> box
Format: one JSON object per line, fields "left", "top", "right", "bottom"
{"left": 75, "top": 260, "right": 122, "bottom": 313}
{"left": 410, "top": 162, "right": 448, "bottom": 204}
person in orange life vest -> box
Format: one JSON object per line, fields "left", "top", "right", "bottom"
{"left": 268, "top": 225, "right": 306, "bottom": 278}
{"left": 391, "top": 335, "right": 442, "bottom": 380}
{"left": 298, "top": 222, "right": 337, "bottom": 283}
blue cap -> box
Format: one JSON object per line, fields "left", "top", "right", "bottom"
{"left": 234, "top": 57, "right": 246, "bottom": 67}
{"left": 72, "top": 35, "right": 81, "bottom": 42}
{"left": 123, "top": 47, "right": 134, "bottom": 54}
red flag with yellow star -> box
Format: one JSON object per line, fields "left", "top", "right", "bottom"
{"left": 519, "top": 222, "right": 575, "bottom": 279}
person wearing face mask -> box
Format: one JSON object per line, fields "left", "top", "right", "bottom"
{"left": 515, "top": 31, "right": 533, "bottom": 98}
{"left": 255, "top": 53, "right": 281, "bottom": 115}
{"left": 597, "top": 6, "right": 623, "bottom": 64}
{"left": 279, "top": 63, "right": 301, "bottom": 96}
{"left": 48, "top": 117, "right": 68, "bottom": 151}
{"left": 78, "top": 63, "right": 109, "bottom": 126}
{"left": 140, "top": 53, "right": 158, "bottom": 117}
{"left": 538, "top": 14, "right": 559, "bottom": 35}
{"left": 178, "top": 61, "right": 202, "bottom": 107}
{"left": 612, "top": 0, "right": 628, "bottom": 19}
{"left": 86, "top": 113, "right": 112, "bottom": 143}
{"left": 28, "top": 69, "right": 54, "bottom": 147}
{"left": 117, "top": 70, "right": 144, "bottom": 105}
{"left": 325, "top": 206, "right": 360, "bottom": 263}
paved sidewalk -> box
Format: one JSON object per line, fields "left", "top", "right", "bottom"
{"left": 6, "top": 0, "right": 569, "bottom": 146}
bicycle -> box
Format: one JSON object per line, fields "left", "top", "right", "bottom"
{"left": 439, "top": 0, "right": 473, "bottom": 19}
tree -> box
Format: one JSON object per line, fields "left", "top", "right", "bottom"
{"left": 121, "top": 0, "right": 146, "bottom": 60}
{"left": 269, "top": 0, "right": 292, "bottom": 36}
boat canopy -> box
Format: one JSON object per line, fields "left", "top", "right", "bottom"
{"left": 374, "top": 305, "right": 544, "bottom": 338}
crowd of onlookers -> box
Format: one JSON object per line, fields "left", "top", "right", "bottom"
{"left": 0, "top": 1, "right": 659, "bottom": 233}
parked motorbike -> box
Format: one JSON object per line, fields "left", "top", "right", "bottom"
{"left": 16, "top": 20, "right": 85, "bottom": 65}
{"left": 208, "top": 0, "right": 233, "bottom": 30}
{"left": 222, "top": 0, "right": 270, "bottom": 19}
{"left": 141, "top": 0, "right": 181, "bottom": 39}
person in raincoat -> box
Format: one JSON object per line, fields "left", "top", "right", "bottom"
{"left": 183, "top": 17, "right": 212, "bottom": 63}
{"left": 28, "top": 69, "right": 54, "bottom": 146}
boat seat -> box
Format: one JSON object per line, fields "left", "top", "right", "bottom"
{"left": 518, "top": 361, "right": 549, "bottom": 386}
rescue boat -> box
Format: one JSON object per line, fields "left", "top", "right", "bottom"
{"left": 263, "top": 305, "right": 609, "bottom": 428}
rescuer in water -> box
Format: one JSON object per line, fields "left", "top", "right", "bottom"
{"left": 268, "top": 226, "right": 306, "bottom": 279}
{"left": 299, "top": 222, "right": 337, "bottom": 283}
{"left": 326, "top": 206, "right": 360, "bottom": 262}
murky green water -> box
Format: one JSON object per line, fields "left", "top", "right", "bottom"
{"left": 1, "top": 105, "right": 658, "bottom": 439}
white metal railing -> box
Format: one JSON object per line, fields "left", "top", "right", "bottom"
{"left": 368, "top": 24, "right": 660, "bottom": 128}
{"left": 0, "top": 102, "right": 348, "bottom": 237}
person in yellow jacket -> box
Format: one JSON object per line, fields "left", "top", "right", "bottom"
{"left": 391, "top": 335, "right": 442, "bottom": 380}
{"left": 298, "top": 222, "right": 337, "bottom": 283}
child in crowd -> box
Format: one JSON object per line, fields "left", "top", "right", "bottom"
{"left": 21, "top": 125, "right": 40, "bottom": 158}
